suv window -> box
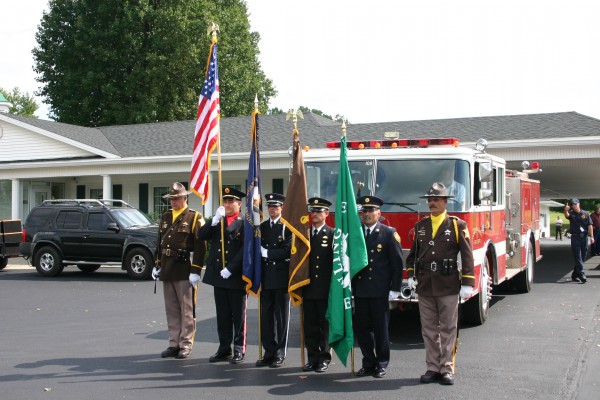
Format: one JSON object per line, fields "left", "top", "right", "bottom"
{"left": 26, "top": 208, "right": 55, "bottom": 228}
{"left": 87, "top": 212, "right": 114, "bottom": 230}
{"left": 56, "top": 210, "right": 83, "bottom": 229}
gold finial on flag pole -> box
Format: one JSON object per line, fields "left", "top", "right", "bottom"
{"left": 254, "top": 94, "right": 259, "bottom": 112}
{"left": 286, "top": 109, "right": 304, "bottom": 135}
{"left": 208, "top": 22, "right": 219, "bottom": 42}
{"left": 341, "top": 119, "right": 347, "bottom": 138}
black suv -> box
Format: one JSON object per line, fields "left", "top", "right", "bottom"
{"left": 20, "top": 199, "right": 158, "bottom": 279}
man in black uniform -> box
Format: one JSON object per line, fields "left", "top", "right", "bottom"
{"left": 405, "top": 182, "right": 475, "bottom": 385}
{"left": 302, "top": 197, "right": 334, "bottom": 373}
{"left": 197, "top": 187, "right": 247, "bottom": 364}
{"left": 255, "top": 193, "right": 292, "bottom": 368}
{"left": 354, "top": 195, "right": 404, "bottom": 378}
{"left": 153, "top": 182, "right": 206, "bottom": 359}
{"left": 564, "top": 198, "right": 594, "bottom": 283}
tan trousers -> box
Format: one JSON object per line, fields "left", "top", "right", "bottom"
{"left": 418, "top": 293, "right": 459, "bottom": 374}
{"left": 163, "top": 280, "right": 196, "bottom": 350}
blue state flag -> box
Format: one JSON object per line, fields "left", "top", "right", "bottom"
{"left": 242, "top": 110, "right": 262, "bottom": 295}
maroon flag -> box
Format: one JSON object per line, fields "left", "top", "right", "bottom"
{"left": 190, "top": 41, "right": 219, "bottom": 203}
{"left": 282, "top": 133, "right": 310, "bottom": 306}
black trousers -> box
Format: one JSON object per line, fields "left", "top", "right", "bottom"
{"left": 302, "top": 298, "right": 331, "bottom": 364}
{"left": 213, "top": 287, "right": 247, "bottom": 355}
{"left": 354, "top": 296, "right": 390, "bottom": 369}
{"left": 260, "top": 287, "right": 290, "bottom": 359}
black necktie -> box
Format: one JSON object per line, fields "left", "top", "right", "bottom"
{"left": 313, "top": 228, "right": 317, "bottom": 237}
{"left": 270, "top": 221, "right": 274, "bottom": 228}
{"left": 365, "top": 228, "right": 370, "bottom": 238}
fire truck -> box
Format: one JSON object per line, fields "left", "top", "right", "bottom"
{"left": 304, "top": 137, "right": 541, "bottom": 325}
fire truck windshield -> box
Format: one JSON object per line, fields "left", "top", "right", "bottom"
{"left": 305, "top": 159, "right": 470, "bottom": 212}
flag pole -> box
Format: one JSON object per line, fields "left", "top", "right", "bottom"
{"left": 253, "top": 95, "right": 263, "bottom": 361}
{"left": 341, "top": 120, "right": 356, "bottom": 375}
{"left": 287, "top": 109, "right": 306, "bottom": 368}
{"left": 207, "top": 23, "right": 226, "bottom": 270}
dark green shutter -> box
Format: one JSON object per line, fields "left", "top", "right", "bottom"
{"left": 139, "top": 183, "right": 148, "bottom": 213}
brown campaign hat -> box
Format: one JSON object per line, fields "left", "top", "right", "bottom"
{"left": 419, "top": 182, "right": 454, "bottom": 199}
{"left": 162, "top": 182, "right": 192, "bottom": 199}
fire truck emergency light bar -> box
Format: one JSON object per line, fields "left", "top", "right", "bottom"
{"left": 326, "top": 137, "right": 460, "bottom": 149}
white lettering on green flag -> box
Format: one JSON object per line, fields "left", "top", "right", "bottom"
{"left": 326, "top": 135, "right": 368, "bottom": 367}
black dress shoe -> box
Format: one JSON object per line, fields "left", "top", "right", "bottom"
{"left": 230, "top": 352, "right": 244, "bottom": 364}
{"left": 209, "top": 352, "right": 232, "bottom": 363}
{"left": 440, "top": 372, "right": 454, "bottom": 385}
{"left": 315, "top": 362, "right": 329, "bottom": 373}
{"left": 302, "top": 362, "right": 316, "bottom": 371}
{"left": 420, "top": 370, "right": 441, "bottom": 383}
{"left": 255, "top": 358, "right": 272, "bottom": 367}
{"left": 269, "top": 357, "right": 285, "bottom": 368}
{"left": 356, "top": 367, "right": 375, "bottom": 377}
{"left": 373, "top": 367, "right": 386, "bottom": 378}
{"left": 579, "top": 274, "right": 587, "bottom": 283}
{"left": 572, "top": 274, "right": 581, "bottom": 282}
{"left": 177, "top": 348, "right": 191, "bottom": 359}
{"left": 161, "top": 347, "right": 180, "bottom": 358}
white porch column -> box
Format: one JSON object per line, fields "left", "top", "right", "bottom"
{"left": 102, "top": 175, "right": 112, "bottom": 199}
{"left": 11, "top": 179, "right": 21, "bottom": 219}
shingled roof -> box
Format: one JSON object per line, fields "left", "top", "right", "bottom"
{"left": 4, "top": 111, "right": 600, "bottom": 159}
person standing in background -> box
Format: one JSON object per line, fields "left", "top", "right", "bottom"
{"left": 590, "top": 205, "right": 600, "bottom": 256}
{"left": 564, "top": 199, "right": 594, "bottom": 283}
{"left": 555, "top": 215, "right": 563, "bottom": 241}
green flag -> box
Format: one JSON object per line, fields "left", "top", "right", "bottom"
{"left": 326, "top": 134, "right": 368, "bottom": 367}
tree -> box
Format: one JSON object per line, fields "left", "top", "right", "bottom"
{"left": 0, "top": 87, "right": 39, "bottom": 117}
{"left": 33, "top": 0, "right": 276, "bottom": 127}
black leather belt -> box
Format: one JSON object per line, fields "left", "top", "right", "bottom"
{"left": 162, "top": 249, "right": 178, "bottom": 256}
{"left": 420, "top": 260, "right": 457, "bottom": 273}
{"left": 577, "top": 233, "right": 588, "bottom": 238}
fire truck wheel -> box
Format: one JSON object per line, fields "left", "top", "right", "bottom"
{"left": 514, "top": 243, "right": 534, "bottom": 293}
{"left": 461, "top": 255, "right": 492, "bottom": 325}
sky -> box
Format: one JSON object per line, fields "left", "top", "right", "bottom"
{"left": 2, "top": 0, "right": 600, "bottom": 123}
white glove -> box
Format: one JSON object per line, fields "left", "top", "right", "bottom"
{"left": 261, "top": 246, "right": 268, "bottom": 258}
{"left": 189, "top": 273, "right": 201, "bottom": 286}
{"left": 211, "top": 206, "right": 226, "bottom": 226}
{"left": 459, "top": 285, "right": 473, "bottom": 300}
{"left": 388, "top": 290, "right": 400, "bottom": 301}
{"left": 220, "top": 268, "right": 232, "bottom": 279}
{"left": 151, "top": 267, "right": 160, "bottom": 281}
{"left": 407, "top": 277, "right": 418, "bottom": 290}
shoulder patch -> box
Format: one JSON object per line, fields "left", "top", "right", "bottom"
{"left": 462, "top": 228, "right": 470, "bottom": 239}
{"left": 393, "top": 231, "right": 401, "bottom": 244}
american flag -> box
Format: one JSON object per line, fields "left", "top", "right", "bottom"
{"left": 190, "top": 42, "right": 220, "bottom": 203}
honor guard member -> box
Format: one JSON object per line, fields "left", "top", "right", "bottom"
{"left": 301, "top": 197, "right": 334, "bottom": 373}
{"left": 153, "top": 182, "right": 206, "bottom": 359}
{"left": 406, "top": 182, "right": 475, "bottom": 385}
{"left": 564, "top": 198, "right": 594, "bottom": 283}
{"left": 197, "top": 187, "right": 247, "bottom": 364}
{"left": 354, "top": 195, "right": 403, "bottom": 379}
{"left": 255, "top": 193, "right": 292, "bottom": 368}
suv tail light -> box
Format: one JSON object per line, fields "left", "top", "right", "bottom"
{"left": 22, "top": 228, "right": 27, "bottom": 242}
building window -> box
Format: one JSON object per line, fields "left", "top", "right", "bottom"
{"left": 153, "top": 187, "right": 169, "bottom": 216}
{"left": 90, "top": 189, "right": 103, "bottom": 199}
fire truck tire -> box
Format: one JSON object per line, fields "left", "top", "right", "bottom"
{"left": 461, "top": 255, "right": 491, "bottom": 325}
{"left": 514, "top": 243, "right": 534, "bottom": 293}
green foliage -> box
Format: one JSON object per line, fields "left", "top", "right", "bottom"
{"left": 0, "top": 87, "right": 39, "bottom": 117}
{"left": 33, "top": 0, "right": 276, "bottom": 127}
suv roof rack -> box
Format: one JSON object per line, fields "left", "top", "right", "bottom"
{"left": 41, "top": 199, "right": 134, "bottom": 208}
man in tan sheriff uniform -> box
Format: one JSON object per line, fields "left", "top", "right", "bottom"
{"left": 153, "top": 182, "right": 206, "bottom": 359}
{"left": 406, "top": 182, "right": 475, "bottom": 385}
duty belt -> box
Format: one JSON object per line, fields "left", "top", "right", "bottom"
{"left": 577, "top": 233, "right": 588, "bottom": 238}
{"left": 421, "top": 260, "right": 457, "bottom": 273}
{"left": 162, "top": 249, "right": 178, "bottom": 256}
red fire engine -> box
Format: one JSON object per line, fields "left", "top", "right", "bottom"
{"left": 304, "top": 137, "right": 541, "bottom": 325}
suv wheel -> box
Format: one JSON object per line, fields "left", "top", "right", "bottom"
{"left": 78, "top": 265, "right": 101, "bottom": 273}
{"left": 0, "top": 257, "right": 7, "bottom": 270}
{"left": 124, "top": 248, "right": 153, "bottom": 280}
{"left": 35, "top": 246, "right": 64, "bottom": 277}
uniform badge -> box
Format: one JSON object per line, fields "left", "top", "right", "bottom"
{"left": 444, "top": 229, "right": 451, "bottom": 236}
{"left": 393, "top": 231, "right": 401, "bottom": 244}
{"left": 377, "top": 244, "right": 382, "bottom": 252}
{"left": 162, "top": 222, "right": 168, "bottom": 229}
